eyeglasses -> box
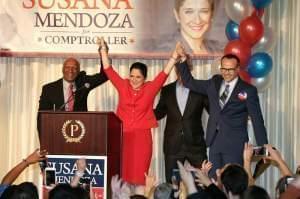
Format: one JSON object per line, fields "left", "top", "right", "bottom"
{"left": 220, "top": 67, "right": 237, "bottom": 73}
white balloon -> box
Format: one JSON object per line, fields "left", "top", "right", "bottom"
{"left": 251, "top": 73, "right": 272, "bottom": 92}
{"left": 253, "top": 26, "right": 277, "bottom": 53}
{"left": 225, "top": 0, "right": 253, "bottom": 23}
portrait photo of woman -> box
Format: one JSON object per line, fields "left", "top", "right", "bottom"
{"left": 137, "top": 0, "right": 228, "bottom": 56}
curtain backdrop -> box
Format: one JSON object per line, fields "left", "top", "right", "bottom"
{"left": 0, "top": 0, "right": 299, "bottom": 197}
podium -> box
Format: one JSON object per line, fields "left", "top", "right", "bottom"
{"left": 38, "top": 111, "right": 122, "bottom": 189}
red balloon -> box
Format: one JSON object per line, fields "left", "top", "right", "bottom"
{"left": 239, "top": 70, "right": 251, "bottom": 84}
{"left": 224, "top": 40, "right": 251, "bottom": 68}
{"left": 239, "top": 15, "right": 264, "bottom": 46}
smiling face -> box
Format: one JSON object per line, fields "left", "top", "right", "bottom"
{"left": 220, "top": 57, "right": 240, "bottom": 83}
{"left": 62, "top": 58, "right": 80, "bottom": 82}
{"left": 174, "top": 0, "right": 213, "bottom": 40}
{"left": 129, "top": 68, "right": 145, "bottom": 90}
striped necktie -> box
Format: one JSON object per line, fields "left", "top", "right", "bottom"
{"left": 220, "top": 84, "right": 230, "bottom": 108}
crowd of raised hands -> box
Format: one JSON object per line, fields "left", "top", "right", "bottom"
{"left": 110, "top": 143, "right": 300, "bottom": 199}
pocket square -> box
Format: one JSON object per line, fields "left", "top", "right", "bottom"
{"left": 238, "top": 91, "right": 247, "bottom": 101}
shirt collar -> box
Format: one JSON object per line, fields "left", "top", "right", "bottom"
{"left": 63, "top": 79, "right": 75, "bottom": 90}
{"left": 224, "top": 76, "right": 238, "bottom": 89}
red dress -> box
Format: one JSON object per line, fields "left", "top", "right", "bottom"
{"left": 104, "top": 66, "right": 168, "bottom": 185}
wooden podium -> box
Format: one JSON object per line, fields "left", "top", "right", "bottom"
{"left": 38, "top": 111, "right": 123, "bottom": 184}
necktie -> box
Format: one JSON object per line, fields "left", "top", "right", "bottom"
{"left": 220, "top": 84, "right": 230, "bottom": 108}
{"left": 67, "top": 84, "right": 74, "bottom": 111}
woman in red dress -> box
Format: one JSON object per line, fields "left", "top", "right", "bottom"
{"left": 99, "top": 38, "right": 180, "bottom": 187}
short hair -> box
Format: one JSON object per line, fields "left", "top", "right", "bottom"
{"left": 63, "top": 57, "right": 80, "bottom": 68}
{"left": 49, "top": 184, "right": 77, "bottom": 199}
{"left": 130, "top": 62, "right": 148, "bottom": 79}
{"left": 221, "top": 164, "right": 248, "bottom": 195}
{"left": 130, "top": 194, "right": 147, "bottom": 199}
{"left": 221, "top": 54, "right": 241, "bottom": 67}
{"left": 0, "top": 182, "right": 38, "bottom": 199}
{"left": 275, "top": 176, "right": 292, "bottom": 196}
{"left": 174, "top": 0, "right": 215, "bottom": 13}
{"left": 154, "top": 183, "right": 173, "bottom": 199}
{"left": 242, "top": 185, "right": 270, "bottom": 199}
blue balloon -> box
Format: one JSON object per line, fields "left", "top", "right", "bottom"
{"left": 251, "top": 0, "right": 272, "bottom": 9}
{"left": 225, "top": 20, "right": 240, "bottom": 41}
{"left": 247, "top": 52, "right": 273, "bottom": 78}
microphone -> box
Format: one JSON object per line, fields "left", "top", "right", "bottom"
{"left": 58, "top": 83, "right": 90, "bottom": 111}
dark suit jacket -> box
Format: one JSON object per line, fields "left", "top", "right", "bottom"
{"left": 154, "top": 81, "right": 209, "bottom": 156}
{"left": 38, "top": 68, "right": 107, "bottom": 111}
{"left": 176, "top": 61, "right": 268, "bottom": 153}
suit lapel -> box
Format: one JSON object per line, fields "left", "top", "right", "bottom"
{"left": 58, "top": 79, "right": 66, "bottom": 110}
{"left": 169, "top": 82, "right": 183, "bottom": 117}
{"left": 214, "top": 75, "right": 223, "bottom": 96}
{"left": 223, "top": 78, "right": 243, "bottom": 109}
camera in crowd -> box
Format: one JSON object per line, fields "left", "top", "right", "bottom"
{"left": 253, "top": 146, "right": 269, "bottom": 157}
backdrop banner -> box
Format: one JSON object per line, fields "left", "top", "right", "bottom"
{"left": 0, "top": 0, "right": 228, "bottom": 57}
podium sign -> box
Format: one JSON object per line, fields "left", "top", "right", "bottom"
{"left": 43, "top": 155, "right": 107, "bottom": 199}
{"left": 38, "top": 111, "right": 122, "bottom": 197}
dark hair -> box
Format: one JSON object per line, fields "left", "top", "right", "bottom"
{"left": 154, "top": 183, "right": 173, "bottom": 199}
{"left": 175, "top": 0, "right": 214, "bottom": 14}
{"left": 130, "top": 62, "right": 148, "bottom": 79}
{"left": 275, "top": 175, "right": 292, "bottom": 197}
{"left": 0, "top": 182, "right": 38, "bottom": 199}
{"left": 221, "top": 164, "right": 248, "bottom": 195}
{"left": 49, "top": 184, "right": 79, "bottom": 199}
{"left": 221, "top": 54, "right": 241, "bottom": 67}
{"left": 130, "top": 194, "right": 147, "bottom": 199}
{"left": 242, "top": 185, "right": 270, "bottom": 199}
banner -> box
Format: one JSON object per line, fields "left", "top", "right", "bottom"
{"left": 44, "top": 155, "right": 107, "bottom": 199}
{"left": 0, "top": 0, "right": 228, "bottom": 57}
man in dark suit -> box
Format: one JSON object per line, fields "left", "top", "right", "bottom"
{"left": 38, "top": 57, "right": 107, "bottom": 111}
{"left": 176, "top": 52, "right": 268, "bottom": 176}
{"left": 154, "top": 58, "right": 209, "bottom": 183}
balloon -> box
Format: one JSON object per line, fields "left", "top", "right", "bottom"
{"left": 239, "top": 15, "right": 264, "bottom": 46}
{"left": 253, "top": 26, "right": 277, "bottom": 52}
{"left": 226, "top": 20, "right": 240, "bottom": 40}
{"left": 247, "top": 52, "right": 273, "bottom": 78}
{"left": 251, "top": 73, "right": 272, "bottom": 92}
{"left": 225, "top": 0, "right": 252, "bottom": 23}
{"left": 251, "top": 0, "right": 272, "bottom": 9}
{"left": 224, "top": 40, "right": 251, "bottom": 68}
{"left": 251, "top": 8, "right": 264, "bottom": 18}
{"left": 239, "top": 70, "right": 251, "bottom": 84}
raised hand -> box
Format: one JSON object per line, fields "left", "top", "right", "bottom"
{"left": 26, "top": 148, "right": 47, "bottom": 164}
{"left": 201, "top": 160, "right": 213, "bottom": 175}
{"left": 98, "top": 37, "right": 110, "bottom": 68}
{"left": 76, "top": 158, "right": 86, "bottom": 172}
{"left": 144, "top": 170, "right": 157, "bottom": 198}
{"left": 243, "top": 143, "right": 253, "bottom": 163}
{"left": 194, "top": 168, "right": 212, "bottom": 187}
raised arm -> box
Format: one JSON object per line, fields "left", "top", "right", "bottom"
{"left": 175, "top": 44, "right": 210, "bottom": 95}
{"left": 1, "top": 149, "right": 47, "bottom": 185}
{"left": 163, "top": 42, "right": 182, "bottom": 75}
{"left": 98, "top": 37, "right": 110, "bottom": 69}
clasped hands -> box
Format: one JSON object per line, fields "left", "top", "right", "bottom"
{"left": 171, "top": 42, "right": 188, "bottom": 62}
{"left": 97, "top": 37, "right": 109, "bottom": 53}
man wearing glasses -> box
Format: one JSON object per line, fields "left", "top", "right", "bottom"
{"left": 176, "top": 52, "right": 268, "bottom": 177}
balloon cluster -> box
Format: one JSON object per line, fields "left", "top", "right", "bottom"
{"left": 224, "top": 0, "right": 275, "bottom": 92}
